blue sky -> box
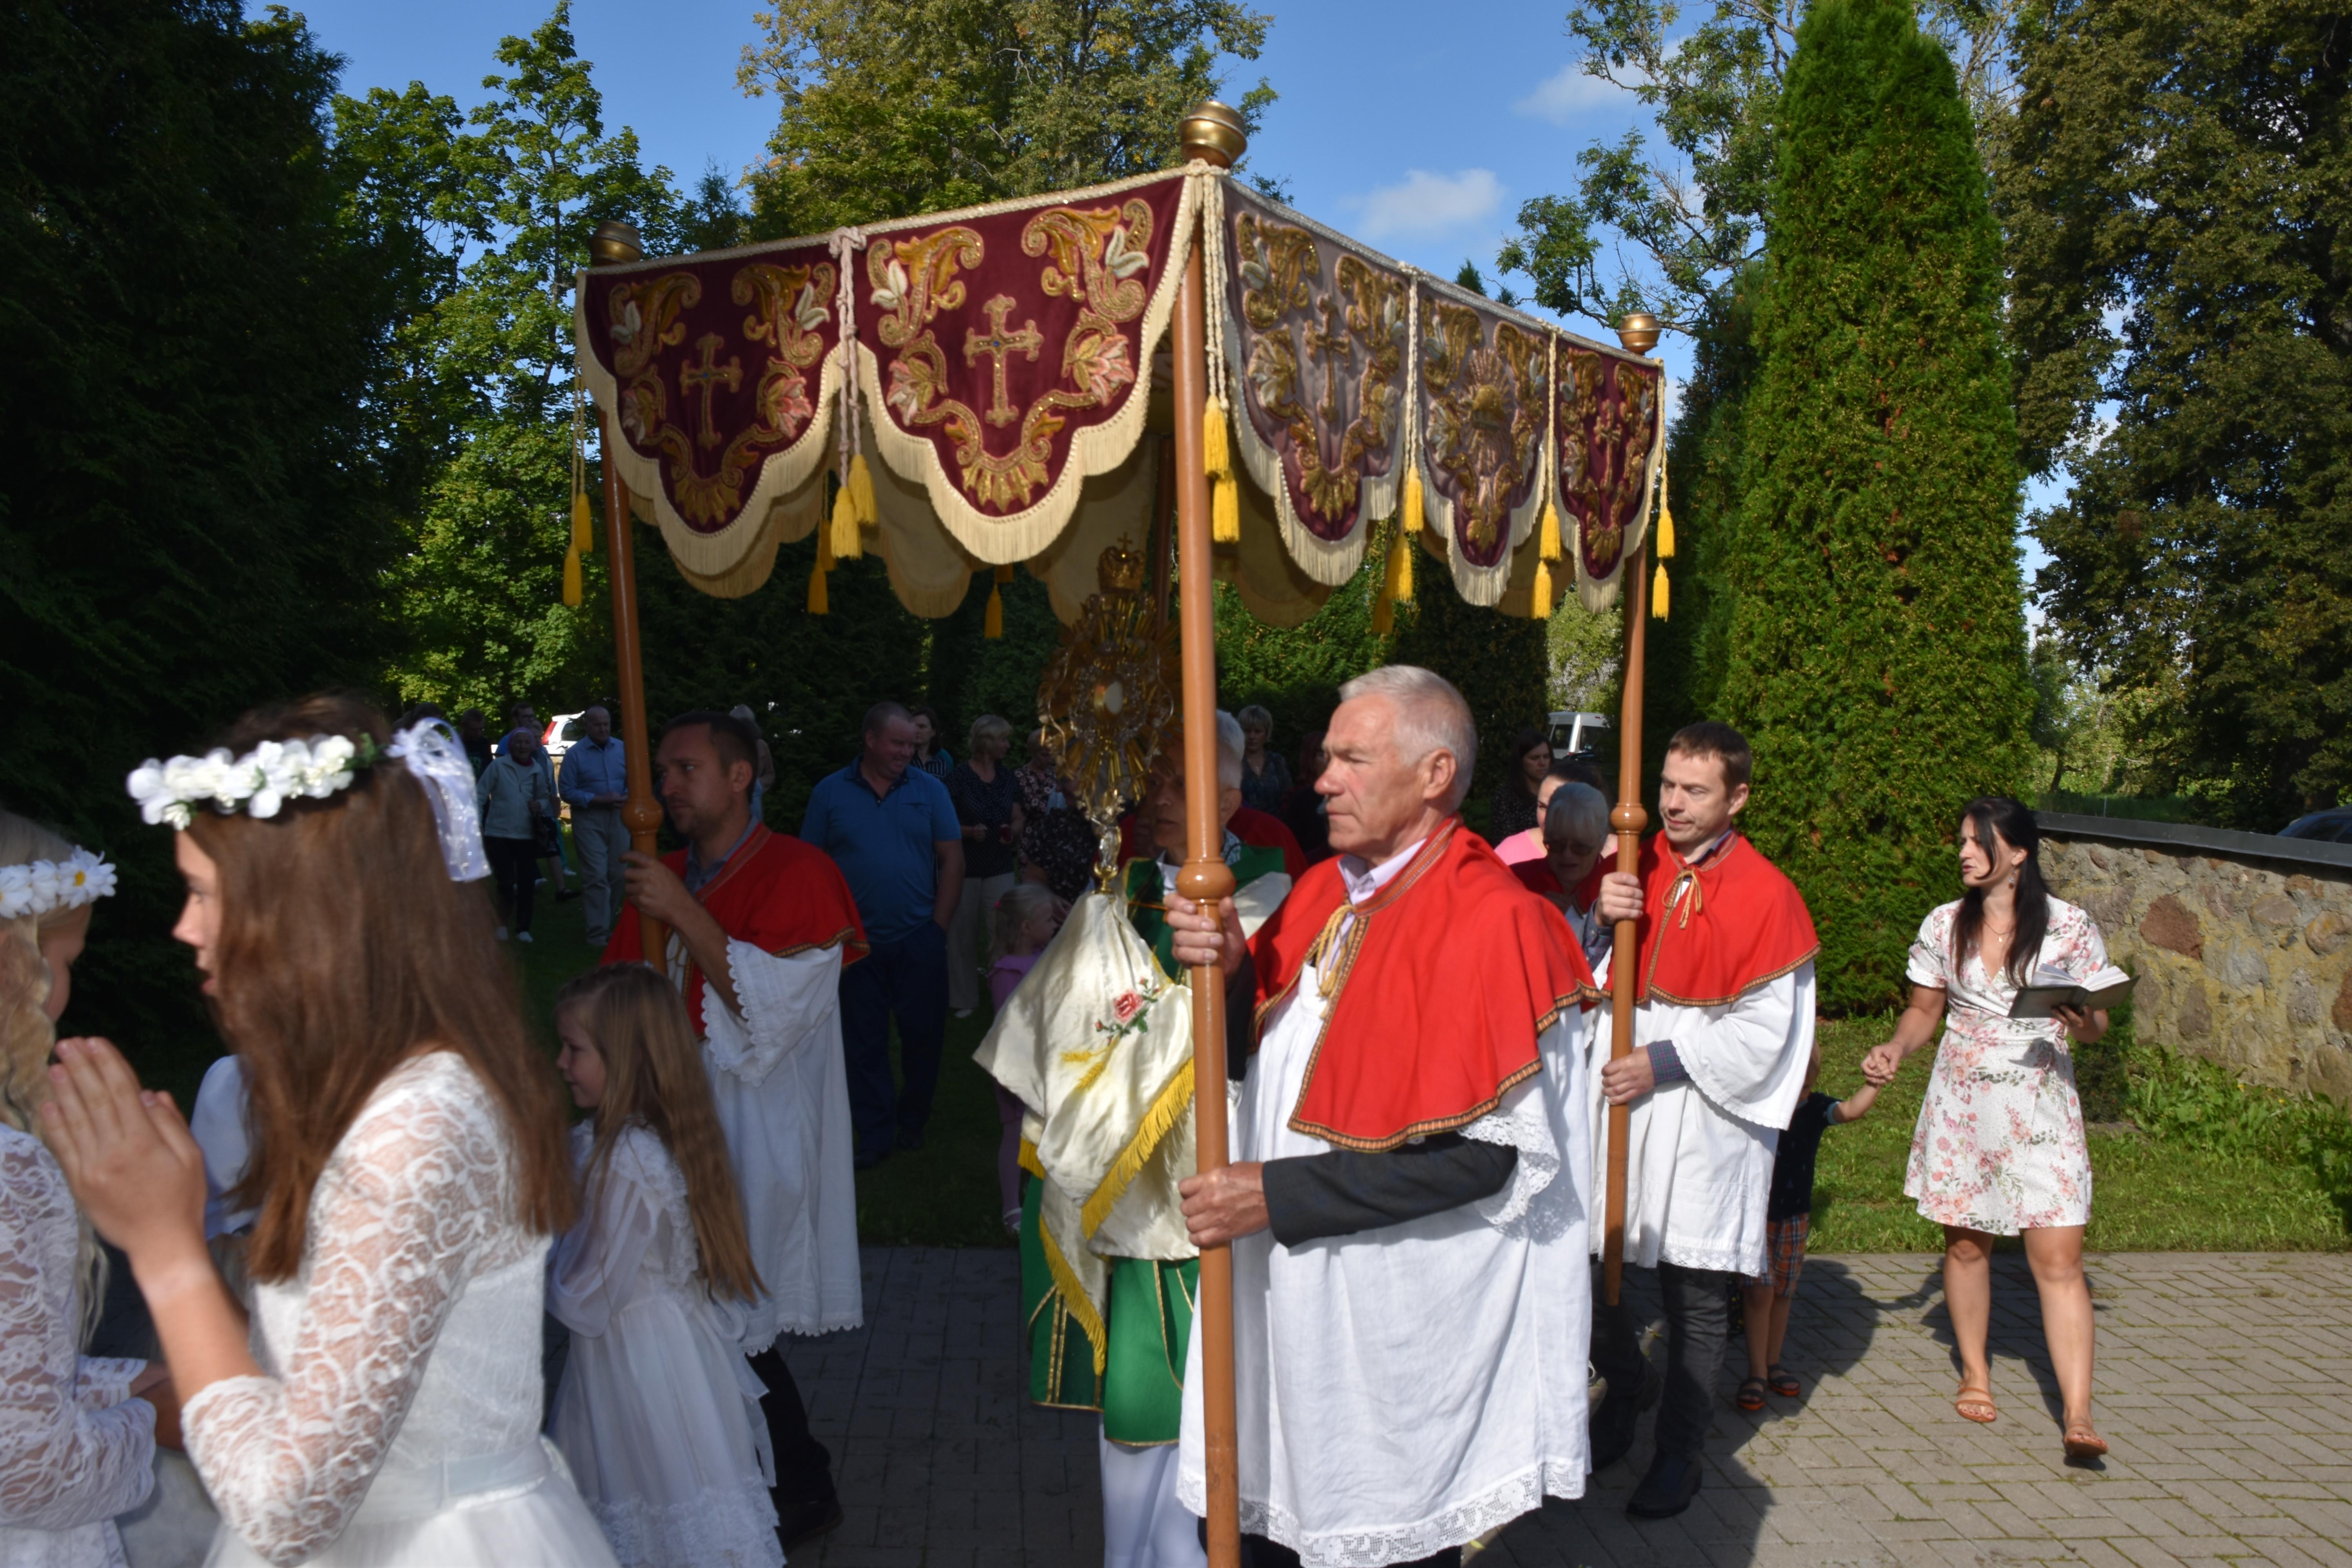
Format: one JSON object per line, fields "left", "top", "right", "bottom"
{"left": 266, "top": 0, "right": 2054, "bottom": 579}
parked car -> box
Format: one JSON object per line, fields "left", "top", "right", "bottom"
{"left": 1546, "top": 710, "right": 1610, "bottom": 760}
{"left": 542, "top": 711, "right": 588, "bottom": 769}
{"left": 2281, "top": 806, "right": 2352, "bottom": 844}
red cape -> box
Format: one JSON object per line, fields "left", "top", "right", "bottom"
{"left": 1632, "top": 833, "right": 1817, "bottom": 1007}
{"left": 1247, "top": 819, "right": 1595, "bottom": 1151}
{"left": 1116, "top": 805, "right": 1308, "bottom": 880}
{"left": 1510, "top": 857, "right": 1608, "bottom": 911}
{"left": 603, "top": 826, "right": 867, "bottom": 1033}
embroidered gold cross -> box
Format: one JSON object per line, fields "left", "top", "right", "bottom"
{"left": 1305, "top": 294, "right": 1351, "bottom": 422}
{"left": 964, "top": 295, "right": 1042, "bottom": 428}
{"left": 680, "top": 334, "right": 742, "bottom": 448}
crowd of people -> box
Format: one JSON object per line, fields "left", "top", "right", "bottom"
{"left": 0, "top": 670, "right": 2129, "bottom": 1568}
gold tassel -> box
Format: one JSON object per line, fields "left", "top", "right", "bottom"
{"left": 570, "top": 490, "right": 593, "bottom": 555}
{"left": 1657, "top": 495, "right": 1676, "bottom": 560}
{"left": 985, "top": 563, "right": 1011, "bottom": 638}
{"left": 1532, "top": 559, "right": 1554, "bottom": 620}
{"left": 829, "top": 477, "right": 863, "bottom": 561}
{"left": 562, "top": 547, "right": 583, "bottom": 608}
{"left": 1203, "top": 395, "right": 1232, "bottom": 482}
{"left": 849, "top": 452, "right": 878, "bottom": 526}
{"left": 1539, "top": 499, "right": 1563, "bottom": 563}
{"left": 807, "top": 557, "right": 829, "bottom": 614}
{"left": 1211, "top": 474, "right": 1240, "bottom": 544}
{"left": 1372, "top": 591, "right": 1395, "bottom": 635}
{"left": 1401, "top": 466, "right": 1425, "bottom": 541}
{"left": 1651, "top": 560, "right": 1670, "bottom": 620}
{"left": 1385, "top": 518, "right": 1415, "bottom": 605}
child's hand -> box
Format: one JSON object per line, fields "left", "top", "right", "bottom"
{"left": 1860, "top": 1042, "right": 1904, "bottom": 1087}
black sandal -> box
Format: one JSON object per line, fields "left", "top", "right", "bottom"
{"left": 1767, "top": 1364, "right": 1800, "bottom": 1398}
{"left": 1736, "top": 1376, "right": 1767, "bottom": 1412}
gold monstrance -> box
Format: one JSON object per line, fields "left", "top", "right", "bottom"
{"left": 1036, "top": 544, "right": 1178, "bottom": 893}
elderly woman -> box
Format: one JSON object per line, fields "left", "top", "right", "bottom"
{"left": 946, "top": 715, "right": 1025, "bottom": 1015}
{"left": 478, "top": 725, "right": 554, "bottom": 942}
{"left": 1509, "top": 782, "right": 1612, "bottom": 965}
{"left": 1863, "top": 796, "right": 2122, "bottom": 1461}
{"left": 1235, "top": 705, "right": 1292, "bottom": 816}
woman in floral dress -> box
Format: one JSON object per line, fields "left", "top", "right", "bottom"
{"left": 1862, "top": 796, "right": 2120, "bottom": 1461}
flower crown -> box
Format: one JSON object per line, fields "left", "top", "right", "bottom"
{"left": 127, "top": 735, "right": 368, "bottom": 829}
{"left": 0, "top": 848, "right": 118, "bottom": 922}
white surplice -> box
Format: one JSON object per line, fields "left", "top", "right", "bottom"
{"left": 693, "top": 940, "right": 862, "bottom": 1347}
{"left": 1584, "top": 957, "right": 1816, "bottom": 1276}
{"left": 1176, "top": 844, "right": 1594, "bottom": 1567}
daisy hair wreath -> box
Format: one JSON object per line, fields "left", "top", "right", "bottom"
{"left": 0, "top": 848, "right": 118, "bottom": 922}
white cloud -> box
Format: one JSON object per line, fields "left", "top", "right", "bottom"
{"left": 1350, "top": 169, "right": 1504, "bottom": 241}
{"left": 1514, "top": 64, "right": 1629, "bottom": 125}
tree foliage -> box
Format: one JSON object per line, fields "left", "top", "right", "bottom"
{"left": 2000, "top": 0, "right": 2352, "bottom": 826}
{"left": 737, "top": 0, "right": 1278, "bottom": 234}
{"left": 0, "top": 0, "right": 409, "bottom": 1090}
{"left": 1722, "top": 0, "right": 2034, "bottom": 1010}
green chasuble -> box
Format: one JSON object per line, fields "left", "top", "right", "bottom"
{"left": 1019, "top": 844, "right": 1285, "bottom": 1443}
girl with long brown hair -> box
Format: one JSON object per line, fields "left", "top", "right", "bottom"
{"left": 42, "top": 695, "right": 618, "bottom": 1566}
{"left": 545, "top": 963, "right": 781, "bottom": 1568}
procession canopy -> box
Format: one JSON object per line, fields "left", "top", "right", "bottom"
{"left": 575, "top": 167, "right": 1666, "bottom": 621}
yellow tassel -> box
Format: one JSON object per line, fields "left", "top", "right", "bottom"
{"left": 1401, "top": 466, "right": 1425, "bottom": 540}
{"left": 829, "top": 478, "right": 863, "bottom": 561}
{"left": 1384, "top": 520, "right": 1415, "bottom": 605}
{"left": 1211, "top": 474, "right": 1240, "bottom": 544}
{"left": 1651, "top": 561, "right": 1670, "bottom": 620}
{"left": 570, "top": 490, "right": 592, "bottom": 555}
{"left": 1657, "top": 496, "right": 1676, "bottom": 560}
{"left": 807, "top": 558, "right": 829, "bottom": 614}
{"left": 849, "top": 452, "right": 878, "bottom": 527}
{"left": 985, "top": 564, "right": 1011, "bottom": 638}
{"left": 562, "top": 548, "right": 583, "bottom": 608}
{"left": 1532, "top": 559, "right": 1554, "bottom": 620}
{"left": 1372, "top": 591, "right": 1395, "bottom": 635}
{"left": 1539, "top": 499, "right": 1563, "bottom": 563}
{"left": 1204, "top": 396, "right": 1232, "bottom": 481}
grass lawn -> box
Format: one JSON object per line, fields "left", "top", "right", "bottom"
{"left": 519, "top": 857, "right": 2349, "bottom": 1254}
{"left": 1809, "top": 1014, "right": 2350, "bottom": 1252}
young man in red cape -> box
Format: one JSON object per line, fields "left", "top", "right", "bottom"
{"left": 603, "top": 709, "right": 867, "bottom": 1549}
{"left": 1588, "top": 720, "right": 1819, "bottom": 1520}
{"left": 1166, "top": 666, "right": 1598, "bottom": 1568}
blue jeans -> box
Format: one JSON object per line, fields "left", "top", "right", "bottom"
{"left": 839, "top": 920, "right": 949, "bottom": 1162}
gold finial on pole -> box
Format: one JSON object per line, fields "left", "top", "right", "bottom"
{"left": 589, "top": 220, "right": 645, "bottom": 267}
{"left": 1615, "top": 310, "right": 1662, "bottom": 356}
{"left": 1180, "top": 100, "right": 1249, "bottom": 169}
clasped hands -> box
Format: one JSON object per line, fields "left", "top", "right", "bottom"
{"left": 38, "top": 1038, "right": 210, "bottom": 1289}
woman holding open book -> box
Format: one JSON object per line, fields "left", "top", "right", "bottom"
{"left": 1862, "top": 795, "right": 2128, "bottom": 1462}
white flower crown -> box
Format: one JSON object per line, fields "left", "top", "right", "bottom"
{"left": 127, "top": 735, "right": 363, "bottom": 830}
{"left": 0, "top": 849, "right": 118, "bottom": 922}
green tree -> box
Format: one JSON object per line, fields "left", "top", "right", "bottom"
{"left": 1721, "top": 0, "right": 2034, "bottom": 1010}
{"left": 1214, "top": 554, "right": 1397, "bottom": 750}
{"left": 737, "top": 0, "right": 1278, "bottom": 234}
{"left": 0, "top": 0, "right": 409, "bottom": 1092}
{"left": 2000, "top": 0, "right": 2352, "bottom": 828}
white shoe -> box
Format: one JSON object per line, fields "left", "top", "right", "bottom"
{"left": 495, "top": 927, "right": 510, "bottom": 941}
{"left": 517, "top": 931, "right": 534, "bottom": 944}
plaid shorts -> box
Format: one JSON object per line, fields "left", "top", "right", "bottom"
{"left": 1748, "top": 1214, "right": 1811, "bottom": 1295}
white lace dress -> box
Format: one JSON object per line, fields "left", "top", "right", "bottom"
{"left": 546, "top": 1125, "right": 780, "bottom": 1568}
{"left": 0, "top": 1126, "right": 156, "bottom": 1568}
{"left": 179, "top": 1053, "right": 616, "bottom": 1568}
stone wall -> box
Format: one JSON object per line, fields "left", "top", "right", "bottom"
{"left": 2038, "top": 815, "right": 2352, "bottom": 1103}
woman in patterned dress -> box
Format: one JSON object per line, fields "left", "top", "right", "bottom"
{"left": 1862, "top": 796, "right": 2116, "bottom": 1462}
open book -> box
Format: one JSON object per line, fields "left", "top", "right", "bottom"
{"left": 2007, "top": 964, "right": 2135, "bottom": 1020}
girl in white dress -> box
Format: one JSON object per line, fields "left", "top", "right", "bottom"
{"left": 0, "top": 811, "right": 158, "bottom": 1568}
{"left": 1862, "top": 796, "right": 2122, "bottom": 1462}
{"left": 546, "top": 964, "right": 782, "bottom": 1568}
{"left": 42, "top": 695, "right": 619, "bottom": 1566}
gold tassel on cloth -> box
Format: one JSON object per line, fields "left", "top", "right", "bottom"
{"left": 809, "top": 505, "right": 835, "bottom": 614}
{"left": 1532, "top": 559, "right": 1554, "bottom": 620}
{"left": 1386, "top": 517, "right": 1416, "bottom": 605}
{"left": 985, "top": 563, "right": 1012, "bottom": 638}
{"left": 1651, "top": 560, "right": 1670, "bottom": 620}
{"left": 1206, "top": 397, "right": 1240, "bottom": 544}
{"left": 562, "top": 548, "right": 583, "bottom": 608}
{"left": 1657, "top": 496, "right": 1676, "bottom": 560}
{"left": 829, "top": 475, "right": 864, "bottom": 561}
{"left": 849, "top": 452, "right": 878, "bottom": 528}
{"left": 1401, "top": 466, "right": 1425, "bottom": 541}
{"left": 1539, "top": 500, "right": 1564, "bottom": 564}
{"left": 570, "top": 490, "right": 593, "bottom": 555}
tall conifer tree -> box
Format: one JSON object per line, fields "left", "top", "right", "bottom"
{"left": 1721, "top": 0, "right": 2033, "bottom": 1010}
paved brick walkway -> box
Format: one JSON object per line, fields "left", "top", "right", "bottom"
{"left": 782, "top": 1248, "right": 2352, "bottom": 1567}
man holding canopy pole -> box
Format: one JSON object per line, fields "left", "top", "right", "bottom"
{"left": 1165, "top": 665, "right": 1599, "bottom": 1568}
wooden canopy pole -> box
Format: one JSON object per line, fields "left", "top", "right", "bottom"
{"left": 598, "top": 413, "right": 669, "bottom": 962}
{"left": 1173, "top": 100, "right": 1245, "bottom": 1568}
{"left": 1602, "top": 312, "right": 1662, "bottom": 1308}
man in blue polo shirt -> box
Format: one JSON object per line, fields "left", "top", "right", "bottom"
{"left": 801, "top": 700, "right": 965, "bottom": 1168}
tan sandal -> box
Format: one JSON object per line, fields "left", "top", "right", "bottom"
{"left": 1955, "top": 1383, "right": 1998, "bottom": 1424}
{"left": 2063, "top": 1423, "right": 2107, "bottom": 1459}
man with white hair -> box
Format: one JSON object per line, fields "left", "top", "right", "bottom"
{"left": 981, "top": 711, "right": 1292, "bottom": 1568}
{"left": 1167, "top": 666, "right": 1598, "bottom": 1568}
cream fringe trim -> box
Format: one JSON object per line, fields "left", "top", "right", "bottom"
{"left": 1078, "top": 1057, "right": 1194, "bottom": 1241}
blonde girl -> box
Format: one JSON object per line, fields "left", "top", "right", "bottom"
{"left": 548, "top": 964, "right": 782, "bottom": 1568}
{"left": 0, "top": 810, "right": 159, "bottom": 1566}
{"left": 986, "top": 882, "right": 1067, "bottom": 1233}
